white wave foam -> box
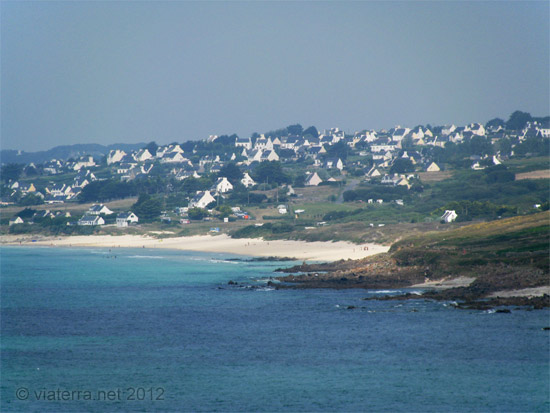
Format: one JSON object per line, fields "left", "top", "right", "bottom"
{"left": 127, "top": 255, "right": 165, "bottom": 259}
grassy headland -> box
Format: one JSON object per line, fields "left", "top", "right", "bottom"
{"left": 275, "top": 212, "right": 550, "bottom": 309}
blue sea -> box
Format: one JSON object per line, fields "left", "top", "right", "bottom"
{"left": 1, "top": 247, "right": 549, "bottom": 412}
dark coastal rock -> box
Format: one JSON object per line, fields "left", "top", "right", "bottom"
{"left": 227, "top": 280, "right": 238, "bottom": 285}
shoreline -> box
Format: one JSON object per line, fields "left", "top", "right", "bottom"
{"left": 0, "top": 234, "right": 390, "bottom": 262}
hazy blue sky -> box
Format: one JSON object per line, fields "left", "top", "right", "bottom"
{"left": 2, "top": 1, "right": 549, "bottom": 151}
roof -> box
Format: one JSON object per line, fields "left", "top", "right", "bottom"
{"left": 117, "top": 212, "right": 136, "bottom": 219}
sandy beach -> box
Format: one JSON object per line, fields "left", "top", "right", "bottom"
{"left": 0, "top": 234, "right": 389, "bottom": 262}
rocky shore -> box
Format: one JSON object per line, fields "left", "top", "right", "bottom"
{"left": 271, "top": 213, "right": 550, "bottom": 311}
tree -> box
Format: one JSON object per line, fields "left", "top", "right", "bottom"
{"left": 484, "top": 166, "right": 515, "bottom": 184}
{"left": 279, "top": 149, "right": 296, "bottom": 160}
{"left": 324, "top": 140, "right": 350, "bottom": 160}
{"left": 215, "top": 204, "right": 233, "bottom": 218}
{"left": 17, "top": 207, "right": 37, "bottom": 219}
{"left": 506, "top": 111, "right": 532, "bottom": 131}
{"left": 218, "top": 163, "right": 243, "bottom": 185}
{"left": 485, "top": 117, "right": 505, "bottom": 129}
{"left": 78, "top": 179, "right": 137, "bottom": 203}
{"left": 216, "top": 134, "right": 238, "bottom": 146}
{"left": 390, "top": 158, "right": 415, "bottom": 174}
{"left": 400, "top": 136, "right": 415, "bottom": 151}
{"left": 286, "top": 124, "right": 303, "bottom": 136}
{"left": 19, "top": 193, "right": 44, "bottom": 206}
{"left": 132, "top": 194, "right": 162, "bottom": 221}
{"left": 145, "top": 141, "right": 158, "bottom": 156}
{"left": 252, "top": 161, "right": 290, "bottom": 185}
{"left": 1, "top": 163, "right": 24, "bottom": 182}
{"left": 468, "top": 136, "right": 493, "bottom": 156}
{"left": 303, "top": 126, "right": 319, "bottom": 138}
{"left": 187, "top": 207, "right": 208, "bottom": 220}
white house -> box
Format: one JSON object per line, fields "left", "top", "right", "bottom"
{"left": 73, "top": 156, "right": 96, "bottom": 171}
{"left": 305, "top": 172, "right": 323, "bottom": 186}
{"left": 426, "top": 162, "right": 441, "bottom": 172}
{"left": 133, "top": 149, "right": 153, "bottom": 162}
{"left": 324, "top": 158, "right": 344, "bottom": 170}
{"left": 189, "top": 191, "right": 216, "bottom": 209}
{"left": 46, "top": 183, "right": 72, "bottom": 197}
{"left": 366, "top": 166, "right": 382, "bottom": 178}
{"left": 241, "top": 172, "right": 256, "bottom": 188}
{"left": 212, "top": 177, "right": 233, "bottom": 193}
{"left": 116, "top": 212, "right": 139, "bottom": 227}
{"left": 88, "top": 204, "right": 114, "bottom": 215}
{"left": 107, "top": 149, "right": 126, "bottom": 165}
{"left": 441, "top": 210, "right": 458, "bottom": 223}
{"left": 9, "top": 216, "right": 24, "bottom": 226}
{"left": 235, "top": 137, "right": 252, "bottom": 150}
{"left": 160, "top": 152, "right": 187, "bottom": 163}
{"left": 78, "top": 215, "right": 105, "bottom": 226}
{"left": 465, "top": 123, "right": 486, "bottom": 136}
{"left": 254, "top": 136, "right": 274, "bottom": 151}
{"left": 260, "top": 150, "right": 280, "bottom": 162}
{"left": 286, "top": 185, "right": 295, "bottom": 196}
{"left": 392, "top": 127, "right": 411, "bottom": 142}
{"left": 247, "top": 149, "right": 263, "bottom": 163}
{"left": 441, "top": 125, "right": 457, "bottom": 136}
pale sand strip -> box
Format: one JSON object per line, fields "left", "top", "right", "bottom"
{"left": 1, "top": 234, "right": 389, "bottom": 262}
{"left": 488, "top": 286, "right": 550, "bottom": 298}
{"left": 410, "top": 276, "right": 475, "bottom": 289}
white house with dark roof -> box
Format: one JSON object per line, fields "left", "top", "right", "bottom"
{"left": 260, "top": 150, "right": 279, "bottom": 162}
{"left": 241, "top": 172, "right": 256, "bottom": 188}
{"left": 78, "top": 215, "right": 105, "bottom": 226}
{"left": 235, "top": 137, "right": 252, "bottom": 150}
{"left": 160, "top": 152, "right": 187, "bottom": 164}
{"left": 441, "top": 210, "right": 458, "bottom": 223}
{"left": 116, "top": 212, "right": 139, "bottom": 227}
{"left": 366, "top": 166, "right": 382, "bottom": 178}
{"left": 189, "top": 191, "right": 216, "bottom": 209}
{"left": 324, "top": 158, "right": 344, "bottom": 170}
{"left": 88, "top": 204, "right": 114, "bottom": 215}
{"left": 107, "top": 149, "right": 126, "bottom": 165}
{"left": 465, "top": 123, "right": 486, "bottom": 136}
{"left": 392, "top": 127, "right": 411, "bottom": 142}
{"left": 254, "top": 137, "right": 274, "bottom": 151}
{"left": 305, "top": 172, "right": 323, "bottom": 186}
{"left": 133, "top": 149, "right": 153, "bottom": 162}
{"left": 46, "top": 183, "right": 72, "bottom": 197}
{"left": 426, "top": 162, "right": 441, "bottom": 172}
{"left": 73, "top": 156, "right": 96, "bottom": 171}
{"left": 9, "top": 216, "right": 24, "bottom": 226}
{"left": 212, "top": 177, "right": 233, "bottom": 194}
{"left": 441, "top": 125, "right": 457, "bottom": 136}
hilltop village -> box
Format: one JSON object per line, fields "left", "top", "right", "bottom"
{"left": 1, "top": 111, "right": 549, "bottom": 241}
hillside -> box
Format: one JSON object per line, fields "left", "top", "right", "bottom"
{"left": 276, "top": 212, "right": 549, "bottom": 308}
{"left": 1, "top": 142, "right": 146, "bottom": 164}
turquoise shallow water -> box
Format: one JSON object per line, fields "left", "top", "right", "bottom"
{"left": 1, "top": 246, "right": 549, "bottom": 412}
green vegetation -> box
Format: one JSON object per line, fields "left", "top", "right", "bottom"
{"left": 132, "top": 194, "right": 163, "bottom": 222}
{"left": 390, "top": 212, "right": 549, "bottom": 278}
{"left": 79, "top": 179, "right": 138, "bottom": 202}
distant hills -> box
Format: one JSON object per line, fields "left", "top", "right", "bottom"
{"left": 0, "top": 143, "right": 146, "bottom": 165}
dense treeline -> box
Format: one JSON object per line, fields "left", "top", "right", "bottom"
{"left": 78, "top": 179, "right": 138, "bottom": 202}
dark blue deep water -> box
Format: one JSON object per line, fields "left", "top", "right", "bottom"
{"left": 1, "top": 247, "right": 549, "bottom": 412}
